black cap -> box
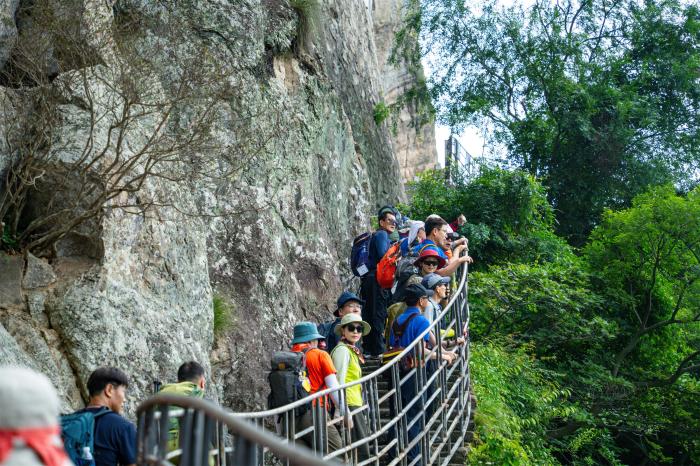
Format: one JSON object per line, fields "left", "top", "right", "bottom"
{"left": 378, "top": 205, "right": 396, "bottom": 218}
{"left": 403, "top": 283, "right": 434, "bottom": 302}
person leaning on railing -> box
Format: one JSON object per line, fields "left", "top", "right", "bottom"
{"left": 330, "top": 314, "right": 372, "bottom": 463}
{"left": 390, "top": 284, "right": 458, "bottom": 463}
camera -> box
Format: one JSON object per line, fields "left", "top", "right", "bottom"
{"left": 447, "top": 232, "right": 461, "bottom": 241}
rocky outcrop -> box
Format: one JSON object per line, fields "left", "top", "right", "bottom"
{"left": 0, "top": 0, "right": 19, "bottom": 71}
{"left": 0, "top": 0, "right": 409, "bottom": 415}
{"left": 373, "top": 0, "right": 438, "bottom": 183}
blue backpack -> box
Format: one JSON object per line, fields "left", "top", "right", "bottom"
{"left": 350, "top": 232, "right": 373, "bottom": 277}
{"left": 317, "top": 320, "right": 335, "bottom": 341}
{"left": 60, "top": 407, "right": 110, "bottom": 466}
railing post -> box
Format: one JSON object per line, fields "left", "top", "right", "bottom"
{"left": 416, "top": 346, "right": 428, "bottom": 466}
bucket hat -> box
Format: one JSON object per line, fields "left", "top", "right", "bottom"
{"left": 291, "top": 322, "right": 325, "bottom": 344}
{"left": 335, "top": 291, "right": 365, "bottom": 317}
{"left": 0, "top": 367, "right": 60, "bottom": 429}
{"left": 422, "top": 273, "right": 451, "bottom": 290}
{"left": 414, "top": 248, "right": 447, "bottom": 269}
{"left": 334, "top": 313, "right": 371, "bottom": 336}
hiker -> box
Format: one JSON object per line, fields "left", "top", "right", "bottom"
{"left": 399, "top": 220, "right": 425, "bottom": 256}
{"left": 389, "top": 247, "right": 444, "bottom": 310}
{"left": 158, "top": 361, "right": 207, "bottom": 458}
{"left": 330, "top": 314, "right": 372, "bottom": 462}
{"left": 390, "top": 284, "right": 457, "bottom": 464}
{"left": 421, "top": 273, "right": 451, "bottom": 323}
{"left": 361, "top": 205, "right": 397, "bottom": 357}
{"left": 321, "top": 291, "right": 365, "bottom": 353}
{"left": 449, "top": 214, "right": 466, "bottom": 233}
{"left": 290, "top": 322, "right": 345, "bottom": 454}
{"left": 160, "top": 361, "right": 206, "bottom": 397}
{"left": 0, "top": 367, "right": 72, "bottom": 466}
{"left": 77, "top": 367, "right": 136, "bottom": 466}
{"left": 413, "top": 216, "right": 472, "bottom": 277}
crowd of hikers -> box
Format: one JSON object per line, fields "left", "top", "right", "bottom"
{"left": 268, "top": 205, "right": 473, "bottom": 464}
{"left": 0, "top": 206, "right": 471, "bottom": 466}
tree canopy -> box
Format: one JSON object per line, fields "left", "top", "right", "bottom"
{"left": 409, "top": 0, "right": 700, "bottom": 244}
{"left": 403, "top": 168, "right": 700, "bottom": 464}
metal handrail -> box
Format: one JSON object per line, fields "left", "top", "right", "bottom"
{"left": 136, "top": 394, "right": 341, "bottom": 466}
{"left": 231, "top": 258, "right": 472, "bottom": 465}
{"left": 232, "top": 263, "right": 469, "bottom": 418}
{"left": 137, "top": 259, "right": 471, "bottom": 465}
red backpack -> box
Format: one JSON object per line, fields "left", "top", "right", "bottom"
{"left": 376, "top": 241, "right": 402, "bottom": 289}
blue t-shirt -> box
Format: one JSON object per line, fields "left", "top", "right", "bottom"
{"left": 390, "top": 307, "right": 431, "bottom": 348}
{"left": 411, "top": 239, "right": 448, "bottom": 261}
{"left": 83, "top": 407, "right": 137, "bottom": 466}
{"left": 367, "top": 229, "right": 391, "bottom": 270}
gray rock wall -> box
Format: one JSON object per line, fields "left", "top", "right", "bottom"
{"left": 373, "top": 0, "right": 438, "bottom": 183}
{"left": 0, "top": 0, "right": 407, "bottom": 415}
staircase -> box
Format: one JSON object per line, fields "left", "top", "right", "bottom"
{"left": 136, "top": 261, "right": 473, "bottom": 465}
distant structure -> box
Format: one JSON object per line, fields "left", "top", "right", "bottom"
{"left": 444, "top": 134, "right": 476, "bottom": 184}
{"left": 372, "top": 0, "right": 438, "bottom": 184}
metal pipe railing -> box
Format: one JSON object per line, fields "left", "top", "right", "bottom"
{"left": 230, "top": 259, "right": 471, "bottom": 465}
{"left": 136, "top": 259, "right": 470, "bottom": 465}
{"left": 136, "top": 394, "right": 341, "bottom": 466}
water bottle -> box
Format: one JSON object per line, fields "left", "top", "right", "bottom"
{"left": 82, "top": 446, "right": 94, "bottom": 461}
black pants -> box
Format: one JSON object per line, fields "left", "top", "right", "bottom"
{"left": 360, "top": 272, "right": 389, "bottom": 356}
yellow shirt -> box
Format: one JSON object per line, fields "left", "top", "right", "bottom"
{"left": 330, "top": 343, "right": 363, "bottom": 407}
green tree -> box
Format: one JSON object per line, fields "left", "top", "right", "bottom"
{"left": 407, "top": 0, "right": 700, "bottom": 244}
{"left": 401, "top": 167, "right": 569, "bottom": 266}
{"left": 469, "top": 340, "right": 568, "bottom": 465}
{"left": 579, "top": 186, "right": 700, "bottom": 463}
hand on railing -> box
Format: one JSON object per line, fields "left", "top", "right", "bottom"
{"left": 344, "top": 413, "right": 354, "bottom": 430}
{"left": 453, "top": 244, "right": 473, "bottom": 264}
{"left": 441, "top": 350, "right": 458, "bottom": 365}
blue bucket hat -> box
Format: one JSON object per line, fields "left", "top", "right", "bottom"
{"left": 291, "top": 322, "right": 325, "bottom": 344}
{"left": 335, "top": 291, "right": 365, "bottom": 317}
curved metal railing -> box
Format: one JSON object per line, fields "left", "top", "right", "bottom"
{"left": 137, "top": 260, "right": 470, "bottom": 466}
{"left": 232, "top": 260, "right": 471, "bottom": 465}
{"left": 136, "top": 394, "right": 341, "bottom": 466}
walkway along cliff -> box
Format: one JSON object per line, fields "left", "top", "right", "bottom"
{"left": 0, "top": 0, "right": 436, "bottom": 414}
{"left": 137, "top": 260, "right": 474, "bottom": 465}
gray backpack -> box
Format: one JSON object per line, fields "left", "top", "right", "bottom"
{"left": 267, "top": 349, "right": 311, "bottom": 416}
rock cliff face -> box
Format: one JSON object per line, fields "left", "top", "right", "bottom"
{"left": 0, "top": 0, "right": 430, "bottom": 414}
{"left": 372, "top": 0, "right": 438, "bottom": 183}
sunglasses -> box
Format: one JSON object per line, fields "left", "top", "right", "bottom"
{"left": 345, "top": 324, "right": 364, "bottom": 333}
{"left": 423, "top": 261, "right": 439, "bottom": 267}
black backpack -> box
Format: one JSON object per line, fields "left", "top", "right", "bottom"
{"left": 267, "top": 349, "right": 311, "bottom": 416}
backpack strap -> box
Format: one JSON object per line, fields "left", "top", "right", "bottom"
{"left": 392, "top": 312, "right": 420, "bottom": 341}
{"left": 299, "top": 347, "right": 313, "bottom": 371}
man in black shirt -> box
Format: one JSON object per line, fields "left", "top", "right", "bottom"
{"left": 82, "top": 367, "right": 137, "bottom": 466}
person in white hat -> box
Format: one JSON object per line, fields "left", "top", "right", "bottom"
{"left": 0, "top": 367, "right": 73, "bottom": 466}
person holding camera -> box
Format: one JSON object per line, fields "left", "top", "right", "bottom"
{"left": 413, "top": 216, "right": 472, "bottom": 277}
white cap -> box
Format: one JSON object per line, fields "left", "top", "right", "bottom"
{"left": 0, "top": 367, "right": 60, "bottom": 429}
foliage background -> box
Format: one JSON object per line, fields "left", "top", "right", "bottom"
{"left": 402, "top": 168, "right": 700, "bottom": 464}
